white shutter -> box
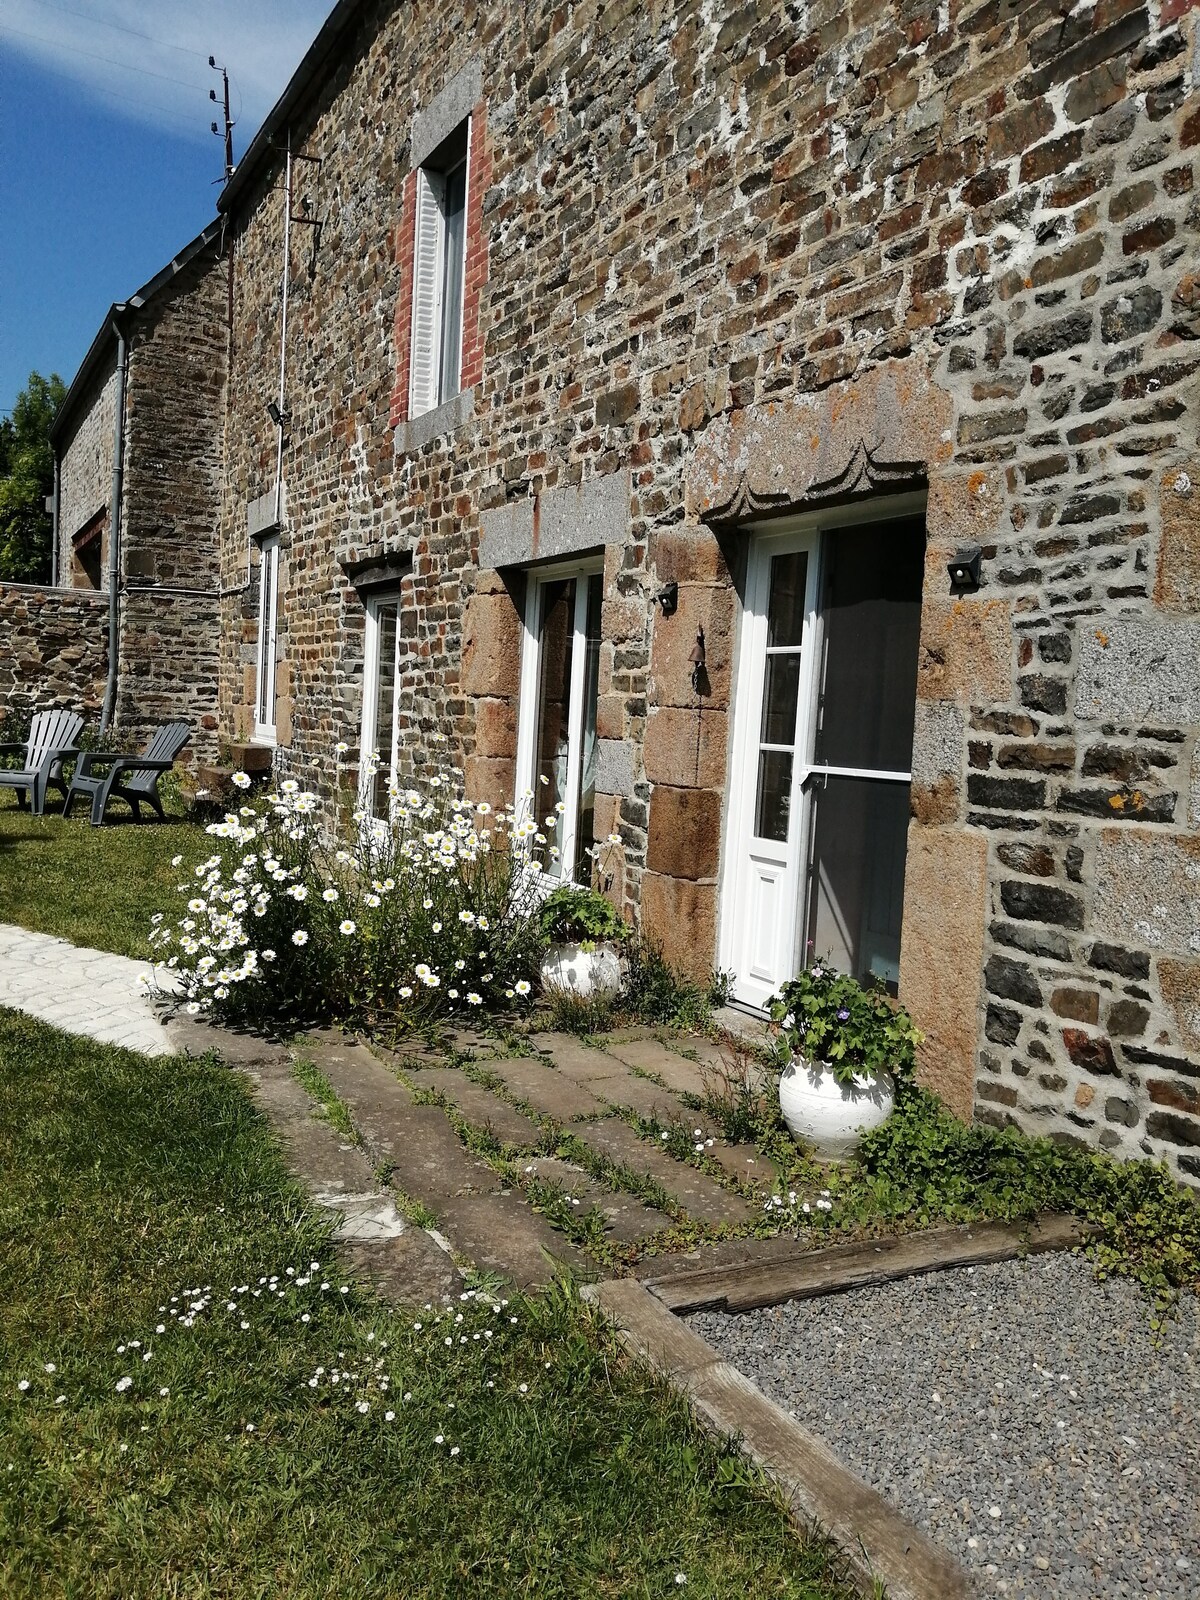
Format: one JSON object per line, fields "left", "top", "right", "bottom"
{"left": 409, "top": 168, "right": 446, "bottom": 418}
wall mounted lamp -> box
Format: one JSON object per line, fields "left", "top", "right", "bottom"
{"left": 653, "top": 581, "right": 679, "bottom": 616}
{"left": 947, "top": 543, "right": 982, "bottom": 594}
{"left": 266, "top": 400, "right": 291, "bottom": 430}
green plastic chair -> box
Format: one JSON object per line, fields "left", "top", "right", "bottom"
{"left": 0, "top": 709, "right": 85, "bottom": 815}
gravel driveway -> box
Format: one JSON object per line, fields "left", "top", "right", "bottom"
{"left": 689, "top": 1253, "right": 1198, "bottom": 1599}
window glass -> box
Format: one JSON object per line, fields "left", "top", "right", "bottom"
{"left": 574, "top": 573, "right": 603, "bottom": 882}
{"left": 533, "top": 578, "right": 576, "bottom": 849}
{"left": 804, "top": 775, "right": 911, "bottom": 991}
{"left": 370, "top": 601, "right": 399, "bottom": 817}
{"left": 811, "top": 517, "right": 924, "bottom": 773}
{"left": 438, "top": 161, "right": 467, "bottom": 405}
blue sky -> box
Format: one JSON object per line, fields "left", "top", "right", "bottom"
{"left": 1, "top": 0, "right": 331, "bottom": 409}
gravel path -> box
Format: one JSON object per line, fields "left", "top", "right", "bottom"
{"left": 689, "top": 1254, "right": 1199, "bottom": 1599}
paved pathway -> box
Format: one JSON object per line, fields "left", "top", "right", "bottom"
{"left": 0, "top": 922, "right": 177, "bottom": 1056}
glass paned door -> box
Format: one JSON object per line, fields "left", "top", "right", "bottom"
{"left": 253, "top": 534, "right": 280, "bottom": 742}
{"left": 722, "top": 506, "right": 925, "bottom": 1009}
{"left": 517, "top": 565, "right": 603, "bottom": 883}
{"left": 361, "top": 591, "right": 403, "bottom": 817}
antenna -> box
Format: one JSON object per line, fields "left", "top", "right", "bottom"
{"left": 209, "top": 56, "right": 235, "bottom": 182}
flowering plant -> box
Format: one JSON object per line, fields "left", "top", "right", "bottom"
{"left": 149, "top": 762, "right": 548, "bottom": 1028}
{"left": 768, "top": 963, "right": 920, "bottom": 1087}
{"left": 536, "top": 885, "right": 630, "bottom": 951}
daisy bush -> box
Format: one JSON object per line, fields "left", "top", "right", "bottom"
{"left": 149, "top": 761, "right": 550, "bottom": 1029}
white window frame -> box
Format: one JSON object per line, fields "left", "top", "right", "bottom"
{"left": 253, "top": 533, "right": 280, "bottom": 744}
{"left": 719, "top": 491, "right": 927, "bottom": 1010}
{"left": 514, "top": 556, "right": 604, "bottom": 886}
{"left": 359, "top": 588, "right": 404, "bottom": 820}
{"left": 408, "top": 117, "right": 471, "bottom": 421}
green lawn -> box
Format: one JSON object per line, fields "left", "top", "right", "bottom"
{"left": 0, "top": 1010, "right": 857, "bottom": 1600}
{"left": 0, "top": 790, "right": 199, "bottom": 959}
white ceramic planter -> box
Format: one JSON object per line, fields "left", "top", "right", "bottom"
{"left": 778, "top": 1056, "right": 895, "bottom": 1159}
{"left": 540, "top": 942, "right": 623, "bottom": 1000}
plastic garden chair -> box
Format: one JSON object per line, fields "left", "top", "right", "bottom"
{"left": 63, "top": 720, "right": 191, "bottom": 826}
{"left": 0, "top": 709, "right": 85, "bottom": 816}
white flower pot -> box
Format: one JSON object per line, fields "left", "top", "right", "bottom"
{"left": 540, "top": 942, "right": 623, "bottom": 1000}
{"left": 778, "top": 1056, "right": 895, "bottom": 1159}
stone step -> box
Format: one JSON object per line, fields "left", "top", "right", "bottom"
{"left": 531, "top": 1032, "right": 693, "bottom": 1122}
{"left": 518, "top": 1156, "right": 674, "bottom": 1244}
{"left": 702, "top": 1140, "right": 780, "bottom": 1190}
{"left": 302, "top": 1035, "right": 588, "bottom": 1288}
{"left": 249, "top": 1052, "right": 463, "bottom": 1307}
{"left": 601, "top": 1036, "right": 711, "bottom": 1097}
{"left": 483, "top": 1054, "right": 608, "bottom": 1122}
{"left": 573, "top": 1119, "right": 757, "bottom": 1228}
{"left": 407, "top": 1066, "right": 544, "bottom": 1148}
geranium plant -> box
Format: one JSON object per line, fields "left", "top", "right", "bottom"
{"left": 536, "top": 885, "right": 630, "bottom": 951}
{"left": 769, "top": 962, "right": 921, "bottom": 1087}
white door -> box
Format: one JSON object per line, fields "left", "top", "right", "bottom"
{"left": 721, "top": 500, "right": 926, "bottom": 1010}
{"left": 360, "top": 590, "right": 403, "bottom": 817}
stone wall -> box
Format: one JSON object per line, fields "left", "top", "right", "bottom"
{"left": 0, "top": 585, "right": 108, "bottom": 722}
{"left": 217, "top": 0, "right": 1200, "bottom": 1177}
{"left": 57, "top": 354, "right": 117, "bottom": 587}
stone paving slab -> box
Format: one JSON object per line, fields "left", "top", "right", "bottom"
{"left": 483, "top": 1054, "right": 608, "bottom": 1121}
{"left": 406, "top": 1066, "right": 544, "bottom": 1148}
{"left": 702, "top": 1140, "right": 780, "bottom": 1190}
{"left": 528, "top": 1032, "right": 693, "bottom": 1122}
{"left": 601, "top": 1036, "right": 711, "bottom": 1098}
{"left": 575, "top": 1119, "right": 757, "bottom": 1227}
{"left": 0, "top": 922, "right": 178, "bottom": 1056}
{"left": 518, "top": 1156, "right": 674, "bottom": 1244}
{"left": 303, "top": 1036, "right": 591, "bottom": 1288}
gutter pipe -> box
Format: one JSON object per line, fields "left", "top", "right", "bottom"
{"left": 99, "top": 316, "right": 128, "bottom": 735}
{"left": 50, "top": 454, "right": 60, "bottom": 588}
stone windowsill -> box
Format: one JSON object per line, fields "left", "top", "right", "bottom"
{"left": 395, "top": 388, "right": 474, "bottom": 456}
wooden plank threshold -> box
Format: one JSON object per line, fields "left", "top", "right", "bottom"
{"left": 642, "top": 1212, "right": 1094, "bottom": 1314}
{"left": 584, "top": 1277, "right": 970, "bottom": 1600}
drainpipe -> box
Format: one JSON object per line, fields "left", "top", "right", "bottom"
{"left": 274, "top": 131, "right": 293, "bottom": 528}
{"left": 99, "top": 315, "right": 128, "bottom": 735}
{"left": 50, "top": 453, "right": 60, "bottom": 588}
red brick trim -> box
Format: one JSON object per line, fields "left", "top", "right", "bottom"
{"left": 389, "top": 169, "right": 419, "bottom": 428}
{"left": 459, "top": 104, "right": 490, "bottom": 394}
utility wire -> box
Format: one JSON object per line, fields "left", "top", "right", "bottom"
{"left": 23, "top": 0, "right": 212, "bottom": 61}
{"left": 0, "top": 21, "right": 210, "bottom": 94}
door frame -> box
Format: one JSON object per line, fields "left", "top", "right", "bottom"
{"left": 359, "top": 586, "right": 405, "bottom": 817}
{"left": 718, "top": 491, "right": 928, "bottom": 1010}
{"left": 252, "top": 532, "right": 280, "bottom": 745}
{"left": 514, "top": 555, "right": 604, "bottom": 885}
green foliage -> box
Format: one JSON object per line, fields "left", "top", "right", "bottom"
{"left": 536, "top": 884, "right": 629, "bottom": 949}
{"left": 769, "top": 962, "right": 920, "bottom": 1086}
{"left": 620, "top": 935, "right": 725, "bottom": 1030}
{"left": 855, "top": 1090, "right": 1200, "bottom": 1320}
{"left": 0, "top": 1009, "right": 859, "bottom": 1600}
{"left": 0, "top": 372, "right": 65, "bottom": 584}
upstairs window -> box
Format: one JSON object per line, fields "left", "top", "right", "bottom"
{"left": 409, "top": 122, "right": 469, "bottom": 419}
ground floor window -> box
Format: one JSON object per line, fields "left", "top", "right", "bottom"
{"left": 721, "top": 496, "right": 926, "bottom": 1010}
{"left": 514, "top": 561, "right": 603, "bottom": 883}
{"left": 360, "top": 590, "right": 403, "bottom": 817}
{"left": 253, "top": 533, "right": 280, "bottom": 743}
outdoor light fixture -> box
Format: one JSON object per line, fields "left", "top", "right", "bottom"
{"left": 947, "top": 543, "right": 983, "bottom": 594}
{"left": 266, "top": 400, "right": 291, "bottom": 430}
{"left": 689, "top": 625, "right": 707, "bottom": 694}
{"left": 653, "top": 581, "right": 678, "bottom": 616}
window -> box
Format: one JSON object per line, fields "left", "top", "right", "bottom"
{"left": 721, "top": 497, "right": 926, "bottom": 1010}
{"left": 515, "top": 562, "right": 604, "bottom": 884}
{"left": 409, "top": 122, "right": 469, "bottom": 419}
{"left": 360, "top": 591, "right": 404, "bottom": 817}
{"left": 253, "top": 533, "right": 280, "bottom": 743}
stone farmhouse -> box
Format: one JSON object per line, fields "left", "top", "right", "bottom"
{"left": 7, "top": 0, "right": 1200, "bottom": 1177}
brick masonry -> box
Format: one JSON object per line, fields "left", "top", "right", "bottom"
{"left": 205, "top": 0, "right": 1199, "bottom": 1178}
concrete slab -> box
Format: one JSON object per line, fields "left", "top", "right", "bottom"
{"left": 519, "top": 1156, "right": 673, "bottom": 1244}
{"left": 407, "top": 1067, "right": 544, "bottom": 1148}
{"left": 484, "top": 1055, "right": 607, "bottom": 1121}
{"left": 574, "top": 1120, "right": 756, "bottom": 1227}
{"left": 601, "top": 1037, "right": 710, "bottom": 1097}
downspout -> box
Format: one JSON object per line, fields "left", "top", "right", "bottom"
{"left": 100, "top": 316, "right": 128, "bottom": 735}
{"left": 50, "top": 453, "right": 60, "bottom": 587}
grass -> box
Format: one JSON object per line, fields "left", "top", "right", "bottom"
{"left": 0, "top": 1009, "right": 859, "bottom": 1600}
{"left": 0, "top": 788, "right": 201, "bottom": 960}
